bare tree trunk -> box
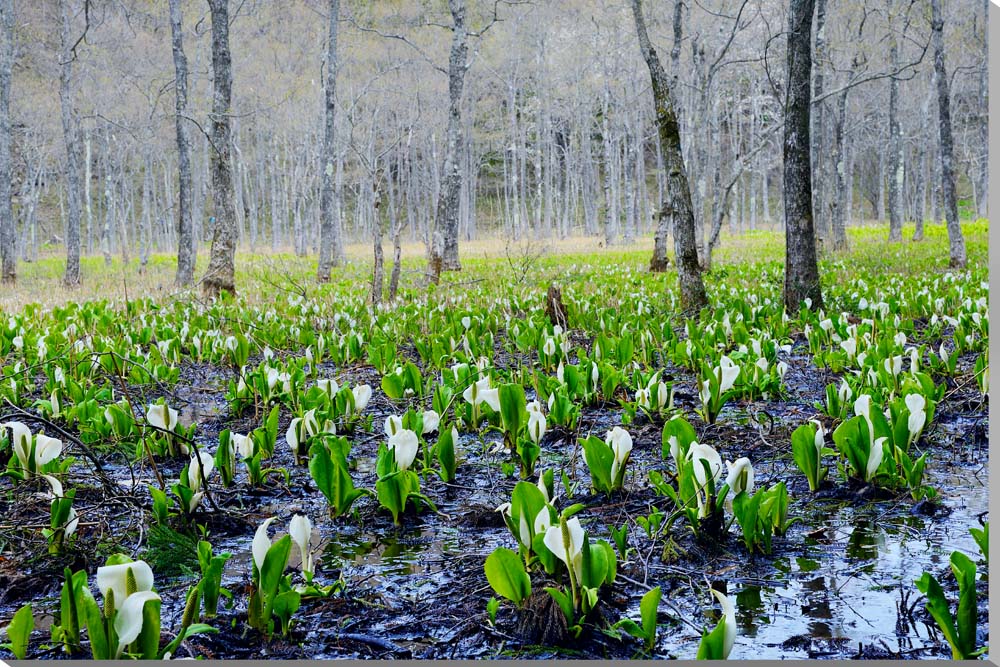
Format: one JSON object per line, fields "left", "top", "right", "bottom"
{"left": 59, "top": 0, "right": 83, "bottom": 287}
{"left": 782, "top": 0, "right": 823, "bottom": 311}
{"left": 371, "top": 205, "right": 384, "bottom": 305}
{"left": 829, "top": 63, "right": 853, "bottom": 251}
{"left": 430, "top": 0, "right": 468, "bottom": 278}
{"left": 202, "top": 0, "right": 238, "bottom": 297}
{"left": 630, "top": 0, "right": 707, "bottom": 312}
{"left": 169, "top": 0, "right": 195, "bottom": 286}
{"left": 930, "top": 0, "right": 967, "bottom": 268}
{"left": 914, "top": 95, "right": 930, "bottom": 242}
{"left": 810, "top": 0, "right": 828, "bottom": 244}
{"left": 317, "top": 0, "right": 342, "bottom": 282}
{"left": 887, "top": 42, "right": 904, "bottom": 242}
{"left": 976, "top": 0, "right": 988, "bottom": 218}
{"left": 0, "top": 0, "right": 14, "bottom": 284}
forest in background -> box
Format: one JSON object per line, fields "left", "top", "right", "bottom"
{"left": 0, "top": 0, "right": 989, "bottom": 277}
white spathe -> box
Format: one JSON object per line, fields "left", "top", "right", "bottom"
{"left": 867, "top": 437, "right": 886, "bottom": 481}
{"left": 605, "top": 427, "right": 633, "bottom": 483}
{"left": 462, "top": 377, "right": 501, "bottom": 412}
{"left": 146, "top": 403, "right": 178, "bottom": 432}
{"left": 114, "top": 590, "right": 162, "bottom": 658}
{"left": 252, "top": 517, "right": 277, "bottom": 573}
{"left": 718, "top": 356, "right": 740, "bottom": 392}
{"left": 905, "top": 393, "right": 927, "bottom": 442}
{"left": 96, "top": 560, "right": 155, "bottom": 606}
{"left": 187, "top": 451, "right": 215, "bottom": 492}
{"left": 289, "top": 514, "right": 314, "bottom": 577}
{"left": 724, "top": 457, "right": 755, "bottom": 496}
{"left": 388, "top": 429, "right": 419, "bottom": 471}
{"left": 3, "top": 421, "right": 32, "bottom": 469}
{"left": 422, "top": 410, "right": 441, "bottom": 434}
{"left": 710, "top": 588, "right": 737, "bottom": 659}
{"left": 543, "top": 517, "right": 585, "bottom": 582}
{"left": 353, "top": 385, "right": 372, "bottom": 412}
{"left": 528, "top": 410, "right": 547, "bottom": 444}
{"left": 384, "top": 415, "right": 403, "bottom": 438}
{"left": 230, "top": 432, "right": 254, "bottom": 459}
{"left": 33, "top": 433, "right": 63, "bottom": 469}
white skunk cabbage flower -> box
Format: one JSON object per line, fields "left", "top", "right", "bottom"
{"left": 543, "top": 517, "right": 585, "bottom": 582}
{"left": 709, "top": 588, "right": 737, "bottom": 659}
{"left": 724, "top": 457, "right": 755, "bottom": 496}
{"left": 97, "top": 560, "right": 155, "bottom": 608}
{"left": 289, "top": 514, "right": 314, "bottom": 578}
{"left": 43, "top": 474, "right": 78, "bottom": 538}
{"left": 905, "top": 393, "right": 927, "bottom": 445}
{"left": 252, "top": 517, "right": 278, "bottom": 573}
{"left": 187, "top": 451, "right": 214, "bottom": 493}
{"left": 388, "top": 429, "right": 419, "bottom": 471}
{"left": 384, "top": 415, "right": 403, "bottom": 438}
{"left": 866, "top": 437, "right": 886, "bottom": 481}
{"left": 605, "top": 427, "right": 633, "bottom": 483}
{"left": 422, "top": 410, "right": 440, "bottom": 434}
{"left": 527, "top": 410, "right": 547, "bottom": 445}
{"left": 230, "top": 432, "right": 254, "bottom": 459}
{"left": 317, "top": 378, "right": 339, "bottom": 395}
{"left": 463, "top": 377, "right": 500, "bottom": 412}
{"left": 146, "top": 404, "right": 178, "bottom": 433}
{"left": 114, "top": 591, "right": 162, "bottom": 658}
{"left": 352, "top": 384, "right": 372, "bottom": 412}
{"left": 718, "top": 356, "right": 740, "bottom": 392}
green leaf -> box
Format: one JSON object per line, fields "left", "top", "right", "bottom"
{"left": 790, "top": 423, "right": 822, "bottom": 492}
{"left": 915, "top": 571, "right": 962, "bottom": 659}
{"left": 950, "top": 551, "right": 978, "bottom": 659}
{"left": 696, "top": 616, "right": 727, "bottom": 660}
{"left": 2, "top": 603, "right": 33, "bottom": 659}
{"left": 484, "top": 548, "right": 531, "bottom": 605}
{"left": 580, "top": 435, "right": 613, "bottom": 494}
{"left": 640, "top": 585, "right": 662, "bottom": 647}
{"left": 81, "top": 588, "right": 110, "bottom": 660}
{"left": 970, "top": 523, "right": 988, "bottom": 563}
{"left": 498, "top": 383, "right": 527, "bottom": 438}
{"left": 375, "top": 472, "right": 407, "bottom": 524}
{"left": 272, "top": 589, "right": 301, "bottom": 637}
{"left": 381, "top": 373, "right": 405, "bottom": 400}
{"left": 136, "top": 596, "right": 162, "bottom": 659}
{"left": 661, "top": 416, "right": 697, "bottom": 461}
{"left": 437, "top": 424, "right": 456, "bottom": 483}
{"left": 544, "top": 586, "right": 574, "bottom": 623}
{"left": 259, "top": 535, "right": 292, "bottom": 631}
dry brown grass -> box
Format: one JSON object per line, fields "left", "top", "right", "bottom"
{"left": 0, "top": 233, "right": 662, "bottom": 312}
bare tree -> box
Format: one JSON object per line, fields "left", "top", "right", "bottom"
{"left": 630, "top": 0, "right": 707, "bottom": 312}
{"left": 929, "top": 0, "right": 966, "bottom": 268}
{"left": 0, "top": 0, "right": 13, "bottom": 284}
{"left": 202, "top": 0, "right": 238, "bottom": 297}
{"left": 430, "top": 0, "right": 469, "bottom": 278}
{"left": 317, "top": 0, "right": 342, "bottom": 282}
{"left": 169, "top": 0, "right": 195, "bottom": 286}
{"left": 783, "top": 0, "right": 822, "bottom": 311}
{"left": 59, "top": 0, "right": 84, "bottom": 287}
{"left": 649, "top": 0, "right": 685, "bottom": 273}
{"left": 887, "top": 41, "right": 904, "bottom": 242}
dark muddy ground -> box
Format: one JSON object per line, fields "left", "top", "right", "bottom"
{"left": 0, "top": 341, "right": 989, "bottom": 660}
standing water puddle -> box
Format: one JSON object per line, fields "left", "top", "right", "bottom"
{"left": 730, "top": 463, "right": 988, "bottom": 659}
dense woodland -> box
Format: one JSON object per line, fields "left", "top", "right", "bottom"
{"left": 0, "top": 0, "right": 989, "bottom": 289}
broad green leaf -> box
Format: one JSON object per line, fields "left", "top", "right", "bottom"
{"left": 484, "top": 548, "right": 531, "bottom": 605}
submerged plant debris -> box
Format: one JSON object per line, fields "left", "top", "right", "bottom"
{"left": 0, "top": 224, "right": 989, "bottom": 660}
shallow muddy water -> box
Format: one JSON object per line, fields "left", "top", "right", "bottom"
{"left": 0, "top": 345, "right": 989, "bottom": 660}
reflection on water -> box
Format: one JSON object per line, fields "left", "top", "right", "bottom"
{"left": 320, "top": 526, "right": 462, "bottom": 580}
{"left": 730, "top": 464, "right": 988, "bottom": 659}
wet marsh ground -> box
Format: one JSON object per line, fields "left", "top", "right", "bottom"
{"left": 0, "top": 221, "right": 990, "bottom": 660}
